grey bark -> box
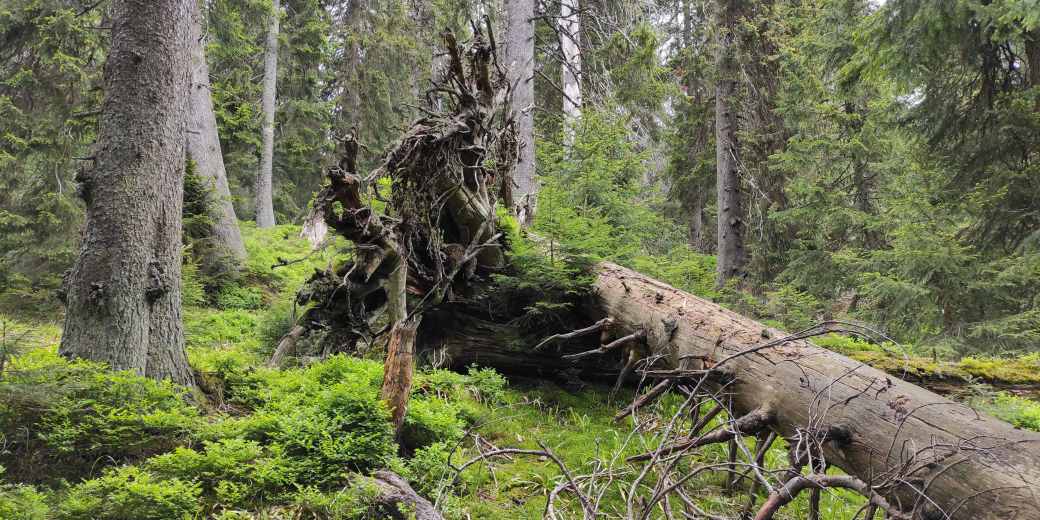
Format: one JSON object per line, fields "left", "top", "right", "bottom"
{"left": 687, "top": 190, "right": 707, "bottom": 252}
{"left": 504, "top": 0, "right": 538, "bottom": 225}
{"left": 559, "top": 0, "right": 582, "bottom": 126}
{"left": 593, "top": 262, "right": 1040, "bottom": 520}
{"left": 365, "top": 470, "right": 444, "bottom": 520}
{"left": 60, "top": 0, "right": 195, "bottom": 387}
{"left": 187, "top": 1, "right": 247, "bottom": 264}
{"left": 714, "top": 0, "right": 747, "bottom": 286}
{"left": 255, "top": 0, "right": 279, "bottom": 228}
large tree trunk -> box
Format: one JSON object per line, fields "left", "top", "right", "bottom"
{"left": 682, "top": 0, "right": 711, "bottom": 254}
{"left": 255, "top": 0, "right": 279, "bottom": 228}
{"left": 504, "top": 0, "right": 538, "bottom": 225}
{"left": 187, "top": 1, "right": 247, "bottom": 266}
{"left": 559, "top": 0, "right": 582, "bottom": 126}
{"left": 1027, "top": 28, "right": 1040, "bottom": 112}
{"left": 714, "top": 0, "right": 747, "bottom": 286}
{"left": 60, "top": 0, "right": 194, "bottom": 387}
{"left": 591, "top": 262, "right": 1040, "bottom": 520}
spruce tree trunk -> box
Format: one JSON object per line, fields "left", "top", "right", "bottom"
{"left": 683, "top": 0, "right": 711, "bottom": 254}
{"left": 687, "top": 190, "right": 707, "bottom": 252}
{"left": 187, "top": 1, "right": 247, "bottom": 265}
{"left": 504, "top": 0, "right": 538, "bottom": 225}
{"left": 1026, "top": 29, "right": 1040, "bottom": 111}
{"left": 255, "top": 0, "right": 279, "bottom": 228}
{"left": 714, "top": 0, "right": 747, "bottom": 286}
{"left": 559, "top": 0, "right": 582, "bottom": 126}
{"left": 60, "top": 0, "right": 194, "bottom": 387}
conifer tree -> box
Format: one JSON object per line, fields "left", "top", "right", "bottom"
{"left": 60, "top": 0, "right": 195, "bottom": 386}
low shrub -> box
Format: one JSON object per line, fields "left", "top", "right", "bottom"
{"left": 0, "top": 349, "right": 199, "bottom": 483}
{"left": 404, "top": 442, "right": 455, "bottom": 496}
{"left": 463, "top": 365, "right": 508, "bottom": 405}
{"left": 184, "top": 307, "right": 261, "bottom": 353}
{"left": 57, "top": 466, "right": 201, "bottom": 520}
{"left": 629, "top": 247, "right": 718, "bottom": 301}
{"left": 401, "top": 397, "right": 464, "bottom": 450}
{"left": 194, "top": 357, "right": 397, "bottom": 486}
{"left": 255, "top": 293, "right": 299, "bottom": 357}
{"left": 146, "top": 438, "right": 297, "bottom": 508}
{"left": 414, "top": 366, "right": 506, "bottom": 405}
{"left": 240, "top": 223, "right": 346, "bottom": 293}
{"left": 0, "top": 482, "right": 49, "bottom": 520}
{"left": 290, "top": 482, "right": 380, "bottom": 520}
{"left": 216, "top": 284, "right": 265, "bottom": 310}
{"left": 983, "top": 392, "right": 1040, "bottom": 432}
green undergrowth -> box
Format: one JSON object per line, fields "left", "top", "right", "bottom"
{"left": 2, "top": 223, "right": 1037, "bottom": 519}
{"left": 0, "top": 303, "right": 891, "bottom": 520}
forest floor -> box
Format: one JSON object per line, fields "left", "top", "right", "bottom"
{"left": 1, "top": 224, "right": 1037, "bottom": 519}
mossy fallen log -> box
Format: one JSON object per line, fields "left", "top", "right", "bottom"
{"left": 585, "top": 261, "right": 1040, "bottom": 520}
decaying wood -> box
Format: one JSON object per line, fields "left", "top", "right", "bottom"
{"left": 381, "top": 318, "right": 421, "bottom": 435}
{"left": 267, "top": 325, "right": 305, "bottom": 368}
{"left": 364, "top": 470, "right": 444, "bottom": 520}
{"left": 592, "top": 261, "right": 1040, "bottom": 520}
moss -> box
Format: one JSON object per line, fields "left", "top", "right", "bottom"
{"left": 957, "top": 354, "right": 1040, "bottom": 384}
{"left": 815, "top": 334, "right": 1040, "bottom": 385}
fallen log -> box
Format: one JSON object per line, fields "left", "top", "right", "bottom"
{"left": 363, "top": 470, "right": 444, "bottom": 520}
{"left": 590, "top": 261, "right": 1040, "bottom": 520}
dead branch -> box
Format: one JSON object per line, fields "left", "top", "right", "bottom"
{"left": 562, "top": 329, "right": 646, "bottom": 361}
{"left": 614, "top": 378, "right": 673, "bottom": 422}
{"left": 532, "top": 317, "right": 613, "bottom": 352}
{"left": 754, "top": 474, "right": 911, "bottom": 520}
{"left": 628, "top": 407, "right": 774, "bottom": 462}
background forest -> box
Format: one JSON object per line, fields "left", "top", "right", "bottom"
{"left": 1, "top": 0, "right": 1039, "bottom": 518}
{"left": 4, "top": 0, "right": 1040, "bottom": 356}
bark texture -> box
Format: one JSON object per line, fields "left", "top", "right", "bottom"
{"left": 364, "top": 470, "right": 445, "bottom": 520}
{"left": 187, "top": 1, "right": 247, "bottom": 265}
{"left": 559, "top": 0, "right": 582, "bottom": 124}
{"left": 255, "top": 0, "right": 279, "bottom": 228}
{"left": 61, "top": 0, "right": 194, "bottom": 386}
{"left": 381, "top": 318, "right": 420, "bottom": 434}
{"left": 714, "top": 0, "right": 747, "bottom": 285}
{"left": 504, "top": 0, "right": 538, "bottom": 225}
{"left": 592, "top": 261, "right": 1040, "bottom": 520}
